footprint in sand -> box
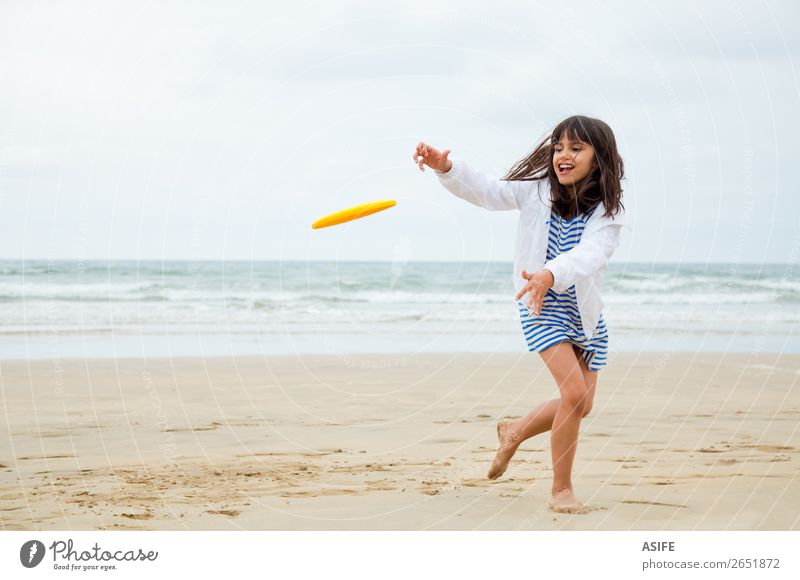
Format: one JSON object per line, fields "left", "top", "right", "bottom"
{"left": 622, "top": 499, "right": 688, "bottom": 509}
{"left": 281, "top": 489, "right": 359, "bottom": 498}
{"left": 163, "top": 425, "right": 217, "bottom": 432}
{"left": 425, "top": 438, "right": 466, "bottom": 445}
{"left": 206, "top": 509, "right": 240, "bottom": 517}
{"left": 744, "top": 444, "right": 796, "bottom": 453}
{"left": 120, "top": 512, "right": 153, "bottom": 520}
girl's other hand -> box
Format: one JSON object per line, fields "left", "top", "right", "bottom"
{"left": 515, "top": 269, "right": 554, "bottom": 315}
{"left": 413, "top": 142, "right": 452, "bottom": 173}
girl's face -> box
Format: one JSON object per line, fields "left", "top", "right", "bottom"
{"left": 552, "top": 134, "right": 597, "bottom": 188}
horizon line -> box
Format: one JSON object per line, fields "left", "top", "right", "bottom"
{"left": 0, "top": 258, "right": 795, "bottom": 266}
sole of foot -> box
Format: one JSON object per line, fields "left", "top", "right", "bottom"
{"left": 487, "top": 421, "right": 517, "bottom": 480}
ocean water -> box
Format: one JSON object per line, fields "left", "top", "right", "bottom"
{"left": 0, "top": 260, "right": 798, "bottom": 359}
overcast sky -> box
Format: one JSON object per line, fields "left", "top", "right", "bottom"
{"left": 1, "top": 0, "right": 798, "bottom": 264}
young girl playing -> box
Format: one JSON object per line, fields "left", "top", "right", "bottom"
{"left": 413, "top": 115, "right": 631, "bottom": 514}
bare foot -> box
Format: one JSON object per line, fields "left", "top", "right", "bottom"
{"left": 487, "top": 421, "right": 519, "bottom": 480}
{"left": 547, "top": 488, "right": 587, "bottom": 514}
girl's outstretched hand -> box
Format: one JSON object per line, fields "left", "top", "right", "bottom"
{"left": 413, "top": 142, "right": 452, "bottom": 173}
{"left": 516, "top": 269, "right": 555, "bottom": 315}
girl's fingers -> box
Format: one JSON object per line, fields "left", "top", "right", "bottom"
{"left": 518, "top": 275, "right": 548, "bottom": 313}
{"left": 414, "top": 144, "right": 425, "bottom": 170}
{"left": 525, "top": 287, "right": 538, "bottom": 313}
{"left": 533, "top": 292, "right": 545, "bottom": 315}
{"left": 413, "top": 143, "right": 450, "bottom": 173}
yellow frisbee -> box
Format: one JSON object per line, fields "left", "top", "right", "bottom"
{"left": 311, "top": 199, "right": 396, "bottom": 229}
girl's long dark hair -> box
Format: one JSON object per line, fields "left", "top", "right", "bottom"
{"left": 502, "top": 115, "right": 625, "bottom": 220}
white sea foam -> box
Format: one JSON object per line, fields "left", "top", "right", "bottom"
{"left": 0, "top": 261, "right": 797, "bottom": 357}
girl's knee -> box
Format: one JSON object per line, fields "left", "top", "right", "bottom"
{"left": 560, "top": 381, "right": 589, "bottom": 413}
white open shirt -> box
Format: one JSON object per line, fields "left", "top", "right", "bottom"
{"left": 435, "top": 158, "right": 633, "bottom": 341}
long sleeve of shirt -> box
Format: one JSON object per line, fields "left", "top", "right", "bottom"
{"left": 434, "top": 158, "right": 531, "bottom": 211}
{"left": 543, "top": 223, "right": 623, "bottom": 293}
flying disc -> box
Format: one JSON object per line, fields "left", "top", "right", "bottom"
{"left": 311, "top": 199, "right": 396, "bottom": 229}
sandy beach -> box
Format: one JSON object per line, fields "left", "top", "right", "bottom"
{"left": 1, "top": 351, "right": 798, "bottom": 530}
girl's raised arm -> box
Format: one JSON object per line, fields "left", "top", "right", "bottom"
{"left": 414, "top": 142, "right": 532, "bottom": 211}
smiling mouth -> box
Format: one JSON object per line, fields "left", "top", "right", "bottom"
{"left": 557, "top": 163, "right": 575, "bottom": 175}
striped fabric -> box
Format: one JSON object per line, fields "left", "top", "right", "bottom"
{"left": 518, "top": 205, "right": 609, "bottom": 371}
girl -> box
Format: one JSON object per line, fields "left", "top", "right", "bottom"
{"left": 413, "top": 115, "right": 631, "bottom": 514}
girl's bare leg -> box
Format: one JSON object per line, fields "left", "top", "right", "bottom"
{"left": 487, "top": 344, "right": 597, "bottom": 482}
{"left": 542, "top": 341, "right": 592, "bottom": 513}
{"left": 487, "top": 398, "right": 560, "bottom": 479}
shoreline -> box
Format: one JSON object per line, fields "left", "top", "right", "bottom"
{"left": 1, "top": 352, "right": 798, "bottom": 530}
{"left": 0, "top": 349, "right": 797, "bottom": 362}
{"left": 3, "top": 329, "right": 798, "bottom": 361}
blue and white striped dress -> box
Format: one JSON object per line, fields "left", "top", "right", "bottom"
{"left": 518, "top": 205, "right": 609, "bottom": 371}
